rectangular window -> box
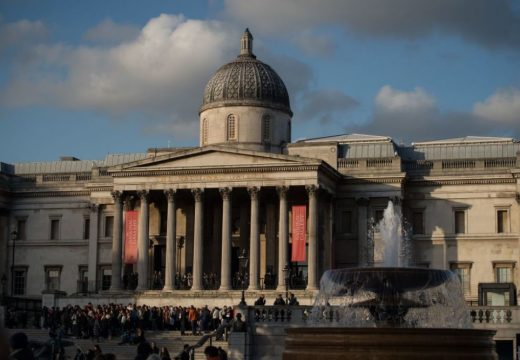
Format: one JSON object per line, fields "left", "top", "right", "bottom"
{"left": 454, "top": 210, "right": 466, "bottom": 234}
{"left": 340, "top": 210, "right": 352, "bottom": 234}
{"left": 101, "top": 267, "right": 112, "bottom": 290}
{"left": 78, "top": 266, "right": 88, "bottom": 293}
{"left": 83, "top": 218, "right": 90, "bottom": 240}
{"left": 494, "top": 262, "right": 514, "bottom": 283}
{"left": 16, "top": 218, "right": 27, "bottom": 240}
{"left": 45, "top": 266, "right": 62, "bottom": 291}
{"left": 412, "top": 210, "right": 424, "bottom": 235}
{"left": 50, "top": 219, "right": 60, "bottom": 240}
{"left": 450, "top": 262, "right": 471, "bottom": 298}
{"left": 202, "top": 118, "right": 208, "bottom": 145}
{"left": 227, "top": 114, "right": 237, "bottom": 141}
{"left": 497, "top": 209, "right": 509, "bottom": 233}
{"left": 262, "top": 115, "right": 271, "bottom": 143}
{"left": 13, "top": 268, "right": 27, "bottom": 296}
{"left": 104, "top": 216, "right": 114, "bottom": 238}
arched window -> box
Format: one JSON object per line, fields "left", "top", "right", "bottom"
{"left": 262, "top": 115, "right": 271, "bottom": 143}
{"left": 227, "top": 114, "right": 237, "bottom": 141}
{"left": 202, "top": 118, "right": 208, "bottom": 145}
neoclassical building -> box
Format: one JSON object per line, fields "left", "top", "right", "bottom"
{"left": 1, "top": 30, "right": 519, "bottom": 311}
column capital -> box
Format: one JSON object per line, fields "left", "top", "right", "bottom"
{"left": 88, "top": 203, "right": 99, "bottom": 212}
{"left": 219, "top": 187, "right": 232, "bottom": 200}
{"left": 164, "top": 189, "right": 177, "bottom": 202}
{"left": 305, "top": 185, "right": 319, "bottom": 197}
{"left": 137, "top": 190, "right": 149, "bottom": 201}
{"left": 247, "top": 186, "right": 260, "bottom": 200}
{"left": 356, "top": 197, "right": 369, "bottom": 207}
{"left": 111, "top": 190, "right": 123, "bottom": 203}
{"left": 191, "top": 188, "right": 204, "bottom": 202}
{"left": 276, "top": 186, "right": 289, "bottom": 199}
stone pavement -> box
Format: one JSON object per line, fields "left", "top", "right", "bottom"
{"left": 5, "top": 328, "right": 228, "bottom": 360}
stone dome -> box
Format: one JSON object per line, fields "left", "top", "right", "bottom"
{"left": 200, "top": 29, "right": 292, "bottom": 116}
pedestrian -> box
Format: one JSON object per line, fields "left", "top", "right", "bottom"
{"left": 9, "top": 332, "right": 35, "bottom": 360}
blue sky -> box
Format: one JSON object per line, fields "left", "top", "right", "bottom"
{"left": 1, "top": 0, "right": 519, "bottom": 163}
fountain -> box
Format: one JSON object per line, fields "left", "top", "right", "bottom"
{"left": 283, "top": 201, "right": 497, "bottom": 359}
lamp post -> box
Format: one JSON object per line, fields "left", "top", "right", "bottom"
{"left": 283, "top": 263, "right": 290, "bottom": 304}
{"left": 238, "top": 249, "right": 249, "bottom": 306}
{"left": 10, "top": 231, "right": 17, "bottom": 297}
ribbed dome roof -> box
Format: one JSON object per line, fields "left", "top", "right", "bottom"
{"left": 200, "top": 29, "right": 292, "bottom": 115}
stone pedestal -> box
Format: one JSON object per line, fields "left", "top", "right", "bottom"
{"left": 284, "top": 327, "right": 497, "bottom": 360}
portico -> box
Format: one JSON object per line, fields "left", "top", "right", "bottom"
{"left": 105, "top": 146, "right": 337, "bottom": 294}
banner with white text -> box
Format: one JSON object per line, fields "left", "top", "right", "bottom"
{"left": 124, "top": 210, "right": 138, "bottom": 264}
{"left": 291, "top": 205, "right": 307, "bottom": 262}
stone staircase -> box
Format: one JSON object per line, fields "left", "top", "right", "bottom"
{"left": 5, "top": 328, "right": 228, "bottom": 360}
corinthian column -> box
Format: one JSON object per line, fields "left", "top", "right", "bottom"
{"left": 191, "top": 188, "right": 204, "bottom": 291}
{"left": 137, "top": 190, "right": 150, "bottom": 291}
{"left": 110, "top": 192, "right": 123, "bottom": 291}
{"left": 276, "top": 186, "right": 289, "bottom": 291}
{"left": 248, "top": 187, "right": 260, "bottom": 290}
{"left": 219, "top": 187, "right": 232, "bottom": 290}
{"left": 88, "top": 203, "right": 99, "bottom": 293}
{"left": 306, "top": 185, "right": 318, "bottom": 290}
{"left": 163, "top": 189, "right": 177, "bottom": 291}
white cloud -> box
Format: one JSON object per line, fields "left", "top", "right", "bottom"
{"left": 473, "top": 88, "right": 520, "bottom": 124}
{"left": 350, "top": 85, "right": 520, "bottom": 144}
{"left": 224, "top": 0, "right": 520, "bottom": 49}
{"left": 83, "top": 19, "right": 140, "bottom": 44}
{"left": 375, "top": 85, "right": 436, "bottom": 113}
{"left": 0, "top": 14, "right": 237, "bottom": 139}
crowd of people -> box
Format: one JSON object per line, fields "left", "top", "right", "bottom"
{"left": 38, "top": 303, "right": 240, "bottom": 341}
{"left": 4, "top": 295, "right": 301, "bottom": 359}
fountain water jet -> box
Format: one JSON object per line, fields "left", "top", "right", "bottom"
{"left": 283, "top": 201, "right": 497, "bottom": 359}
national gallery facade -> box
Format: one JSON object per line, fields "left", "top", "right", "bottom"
{"left": 1, "top": 30, "right": 519, "bottom": 308}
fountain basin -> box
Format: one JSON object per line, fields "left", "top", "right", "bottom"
{"left": 328, "top": 267, "right": 452, "bottom": 295}
{"left": 284, "top": 327, "right": 497, "bottom": 359}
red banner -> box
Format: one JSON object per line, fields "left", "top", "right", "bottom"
{"left": 291, "top": 205, "right": 306, "bottom": 262}
{"left": 124, "top": 211, "right": 138, "bottom": 264}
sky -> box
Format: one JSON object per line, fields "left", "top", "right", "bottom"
{"left": 0, "top": 0, "right": 519, "bottom": 163}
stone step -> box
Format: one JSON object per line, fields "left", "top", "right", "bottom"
{"left": 5, "top": 329, "right": 228, "bottom": 360}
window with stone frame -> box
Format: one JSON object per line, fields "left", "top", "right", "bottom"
{"left": 450, "top": 262, "right": 472, "bottom": 298}
{"left": 454, "top": 209, "right": 466, "bottom": 234}
{"left": 13, "top": 266, "right": 27, "bottom": 296}
{"left": 49, "top": 217, "right": 61, "bottom": 240}
{"left": 104, "top": 215, "right": 114, "bottom": 238}
{"left": 411, "top": 210, "right": 425, "bottom": 235}
{"left": 496, "top": 208, "right": 510, "bottom": 234}
{"left": 16, "top": 217, "right": 27, "bottom": 240}
{"left": 83, "top": 217, "right": 90, "bottom": 240}
{"left": 262, "top": 114, "right": 271, "bottom": 143}
{"left": 78, "top": 265, "right": 88, "bottom": 293}
{"left": 227, "top": 114, "right": 237, "bottom": 141}
{"left": 202, "top": 118, "right": 208, "bottom": 145}
{"left": 99, "top": 266, "right": 112, "bottom": 290}
{"left": 45, "top": 265, "right": 62, "bottom": 291}
{"left": 339, "top": 210, "right": 353, "bottom": 234}
{"left": 493, "top": 261, "right": 515, "bottom": 283}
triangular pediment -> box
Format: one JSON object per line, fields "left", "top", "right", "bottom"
{"left": 111, "top": 146, "right": 317, "bottom": 172}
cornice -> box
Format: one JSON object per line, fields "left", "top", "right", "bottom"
{"left": 340, "top": 176, "right": 405, "bottom": 185}
{"left": 408, "top": 178, "right": 516, "bottom": 186}
{"left": 111, "top": 164, "right": 322, "bottom": 177}
{"left": 13, "top": 190, "right": 91, "bottom": 198}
